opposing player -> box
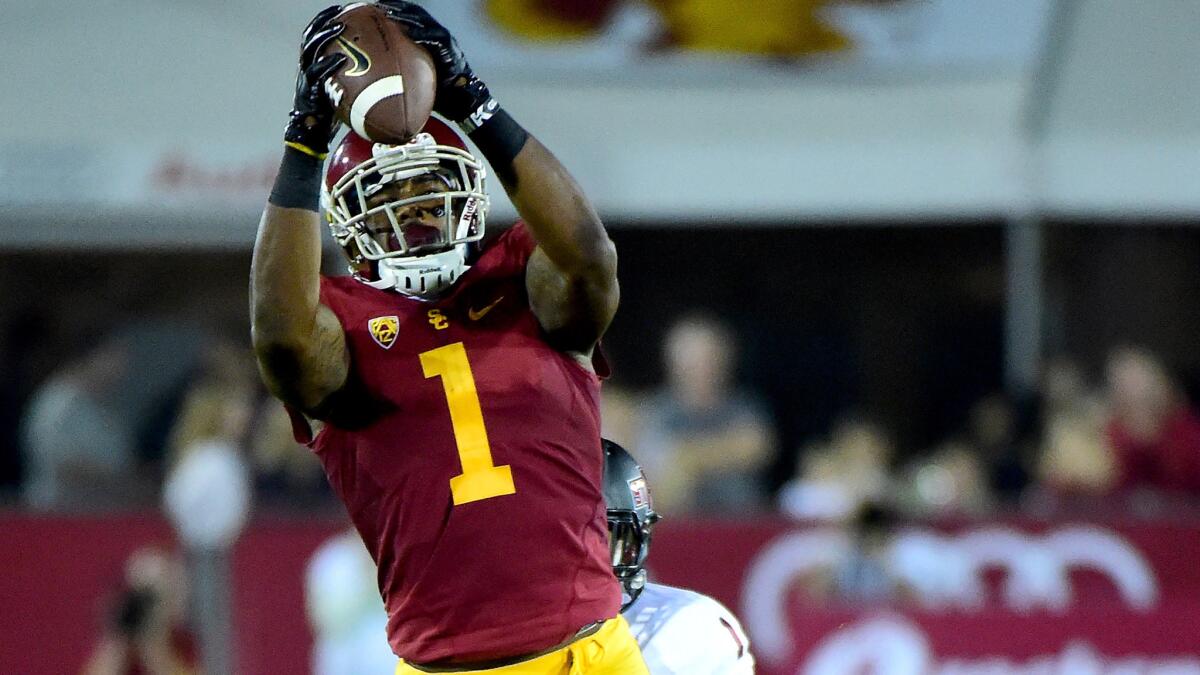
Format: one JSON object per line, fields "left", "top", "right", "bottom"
{"left": 603, "top": 440, "right": 756, "bottom": 675}
{"left": 306, "top": 530, "right": 399, "bottom": 675}
{"left": 251, "top": 2, "right": 646, "bottom": 672}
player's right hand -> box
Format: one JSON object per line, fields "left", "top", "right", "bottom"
{"left": 379, "top": 1, "right": 493, "bottom": 130}
{"left": 284, "top": 5, "right": 348, "bottom": 158}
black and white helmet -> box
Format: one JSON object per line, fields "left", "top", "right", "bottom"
{"left": 602, "top": 439, "right": 660, "bottom": 610}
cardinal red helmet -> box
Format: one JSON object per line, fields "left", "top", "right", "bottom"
{"left": 322, "top": 114, "right": 488, "bottom": 296}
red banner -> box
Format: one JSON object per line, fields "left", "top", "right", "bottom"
{"left": 648, "top": 518, "right": 1200, "bottom": 674}
{"left": 3, "top": 512, "right": 1199, "bottom": 674}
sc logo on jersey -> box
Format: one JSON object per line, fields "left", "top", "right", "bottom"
{"left": 368, "top": 315, "right": 399, "bottom": 349}
{"left": 427, "top": 309, "right": 449, "bottom": 330}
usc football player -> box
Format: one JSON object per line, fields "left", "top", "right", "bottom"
{"left": 251, "top": 2, "right": 647, "bottom": 673}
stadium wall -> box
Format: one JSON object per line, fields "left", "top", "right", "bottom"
{"left": 4, "top": 512, "right": 1200, "bottom": 675}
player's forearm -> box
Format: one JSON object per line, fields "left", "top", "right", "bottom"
{"left": 251, "top": 148, "right": 351, "bottom": 412}
{"left": 250, "top": 149, "right": 325, "bottom": 349}
{"left": 254, "top": 0, "right": 342, "bottom": 346}
{"left": 251, "top": 210, "right": 323, "bottom": 348}
{"left": 508, "top": 136, "right": 617, "bottom": 280}
{"left": 471, "top": 113, "right": 616, "bottom": 282}
{"left": 392, "top": 0, "right": 615, "bottom": 280}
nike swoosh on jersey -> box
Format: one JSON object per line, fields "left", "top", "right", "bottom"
{"left": 468, "top": 296, "right": 505, "bottom": 321}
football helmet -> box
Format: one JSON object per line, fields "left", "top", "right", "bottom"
{"left": 603, "top": 439, "right": 660, "bottom": 610}
{"left": 322, "top": 114, "right": 488, "bottom": 297}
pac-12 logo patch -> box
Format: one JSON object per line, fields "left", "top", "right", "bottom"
{"left": 628, "top": 476, "right": 650, "bottom": 509}
{"left": 368, "top": 315, "right": 399, "bottom": 349}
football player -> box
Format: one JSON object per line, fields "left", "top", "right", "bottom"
{"left": 306, "top": 531, "right": 399, "bottom": 675}
{"left": 604, "top": 440, "right": 756, "bottom": 675}
{"left": 251, "top": 2, "right": 646, "bottom": 673}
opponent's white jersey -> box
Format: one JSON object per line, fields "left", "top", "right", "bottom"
{"left": 306, "top": 532, "right": 398, "bottom": 675}
{"left": 623, "top": 582, "right": 755, "bottom": 675}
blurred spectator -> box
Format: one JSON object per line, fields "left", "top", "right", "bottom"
{"left": 1033, "top": 356, "right": 1115, "bottom": 496}
{"left": 164, "top": 342, "right": 256, "bottom": 466}
{"left": 306, "top": 531, "right": 397, "bottom": 675}
{"left": 19, "top": 337, "right": 145, "bottom": 511}
{"left": 250, "top": 403, "right": 334, "bottom": 510}
{"left": 638, "top": 313, "right": 774, "bottom": 513}
{"left": 1105, "top": 346, "right": 1200, "bottom": 495}
{"left": 1042, "top": 355, "right": 1096, "bottom": 419}
{"left": 807, "top": 502, "right": 910, "bottom": 605}
{"left": 162, "top": 341, "right": 254, "bottom": 550}
{"left": 82, "top": 547, "right": 198, "bottom": 675}
{"left": 965, "top": 393, "right": 1030, "bottom": 499}
{"left": 898, "top": 439, "right": 992, "bottom": 517}
{"left": 778, "top": 416, "right": 893, "bottom": 521}
{"left": 599, "top": 383, "right": 642, "bottom": 451}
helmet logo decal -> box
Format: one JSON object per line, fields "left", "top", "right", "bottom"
{"left": 368, "top": 315, "right": 399, "bottom": 349}
{"left": 456, "top": 197, "right": 480, "bottom": 237}
{"left": 336, "top": 36, "right": 372, "bottom": 77}
{"left": 628, "top": 476, "right": 650, "bottom": 509}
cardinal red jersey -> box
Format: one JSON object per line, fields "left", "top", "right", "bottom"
{"left": 301, "top": 223, "right": 621, "bottom": 664}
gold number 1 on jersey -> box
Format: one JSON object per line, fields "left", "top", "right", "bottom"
{"left": 420, "top": 342, "right": 516, "bottom": 505}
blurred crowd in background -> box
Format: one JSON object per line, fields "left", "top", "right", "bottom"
{"left": 607, "top": 315, "right": 1200, "bottom": 522}
{"left": 6, "top": 299, "right": 1199, "bottom": 526}
{"left": 7, "top": 330, "right": 333, "bottom": 515}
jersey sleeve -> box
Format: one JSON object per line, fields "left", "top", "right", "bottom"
{"left": 472, "top": 221, "right": 537, "bottom": 279}
{"left": 639, "top": 596, "right": 755, "bottom": 675}
{"left": 317, "top": 275, "right": 361, "bottom": 327}
{"left": 497, "top": 221, "right": 538, "bottom": 261}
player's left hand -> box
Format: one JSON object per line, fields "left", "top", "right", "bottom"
{"left": 378, "top": 1, "right": 493, "bottom": 127}
{"left": 285, "top": 5, "right": 349, "bottom": 157}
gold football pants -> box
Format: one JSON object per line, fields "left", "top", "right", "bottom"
{"left": 396, "top": 615, "right": 648, "bottom": 675}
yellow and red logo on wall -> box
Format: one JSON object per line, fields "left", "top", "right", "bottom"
{"left": 484, "top": 0, "right": 849, "bottom": 57}
{"left": 368, "top": 315, "right": 399, "bottom": 349}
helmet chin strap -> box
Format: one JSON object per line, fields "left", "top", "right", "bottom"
{"left": 359, "top": 246, "right": 468, "bottom": 298}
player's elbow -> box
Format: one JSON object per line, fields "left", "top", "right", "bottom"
{"left": 573, "top": 234, "right": 618, "bottom": 288}
{"left": 251, "top": 329, "right": 301, "bottom": 379}
{"left": 250, "top": 337, "right": 315, "bottom": 408}
{"left": 251, "top": 301, "right": 313, "bottom": 350}
{"left": 250, "top": 321, "right": 317, "bottom": 388}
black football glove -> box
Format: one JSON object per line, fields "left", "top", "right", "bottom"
{"left": 378, "top": 1, "right": 494, "bottom": 130}
{"left": 284, "top": 5, "right": 349, "bottom": 158}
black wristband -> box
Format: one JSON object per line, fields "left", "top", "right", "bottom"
{"left": 466, "top": 104, "right": 529, "bottom": 184}
{"left": 268, "top": 146, "right": 323, "bottom": 211}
